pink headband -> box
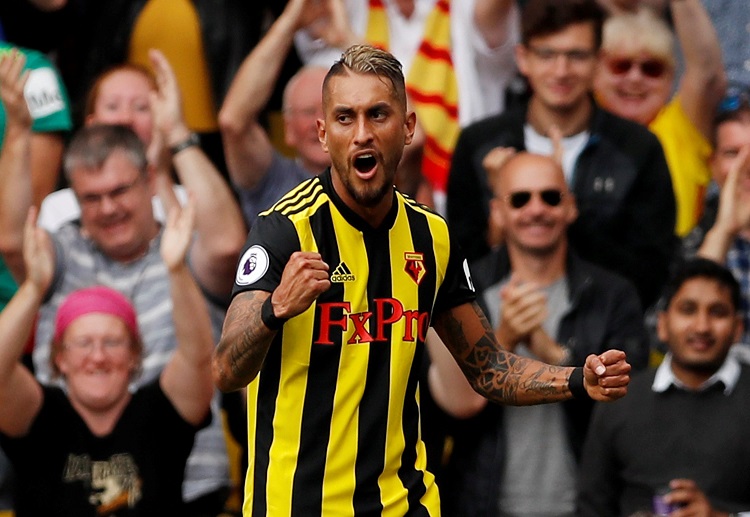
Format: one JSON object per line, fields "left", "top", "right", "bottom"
{"left": 53, "top": 286, "right": 140, "bottom": 343}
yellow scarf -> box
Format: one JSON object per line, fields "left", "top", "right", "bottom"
{"left": 366, "top": 0, "right": 460, "bottom": 192}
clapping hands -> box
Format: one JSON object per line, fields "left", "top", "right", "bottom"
{"left": 160, "top": 194, "right": 196, "bottom": 272}
{"left": 0, "top": 49, "right": 32, "bottom": 131}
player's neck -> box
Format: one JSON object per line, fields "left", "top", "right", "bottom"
{"left": 331, "top": 171, "right": 394, "bottom": 228}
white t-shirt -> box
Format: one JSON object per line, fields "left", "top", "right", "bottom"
{"left": 524, "top": 124, "right": 590, "bottom": 185}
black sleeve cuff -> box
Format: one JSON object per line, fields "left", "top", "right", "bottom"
{"left": 568, "top": 367, "right": 590, "bottom": 400}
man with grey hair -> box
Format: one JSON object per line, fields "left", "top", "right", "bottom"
{"left": 219, "top": 0, "right": 331, "bottom": 228}
{"left": 0, "top": 47, "right": 247, "bottom": 513}
{"left": 213, "top": 44, "right": 631, "bottom": 516}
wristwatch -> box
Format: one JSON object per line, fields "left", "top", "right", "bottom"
{"left": 169, "top": 132, "right": 200, "bottom": 155}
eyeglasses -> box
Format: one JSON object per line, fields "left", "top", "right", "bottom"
{"left": 76, "top": 176, "right": 143, "bottom": 209}
{"left": 605, "top": 57, "right": 667, "bottom": 79}
{"left": 506, "top": 189, "right": 564, "bottom": 209}
{"left": 65, "top": 337, "right": 130, "bottom": 355}
{"left": 527, "top": 45, "right": 596, "bottom": 63}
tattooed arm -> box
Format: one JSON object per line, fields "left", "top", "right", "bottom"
{"left": 432, "top": 302, "right": 631, "bottom": 405}
{"left": 213, "top": 290, "right": 274, "bottom": 392}
{"left": 213, "top": 251, "right": 331, "bottom": 392}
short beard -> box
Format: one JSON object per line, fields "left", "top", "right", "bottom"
{"left": 334, "top": 158, "right": 396, "bottom": 208}
{"left": 349, "top": 180, "right": 391, "bottom": 207}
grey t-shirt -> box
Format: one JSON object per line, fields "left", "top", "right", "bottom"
{"left": 484, "top": 277, "right": 577, "bottom": 517}
{"left": 234, "top": 152, "right": 313, "bottom": 227}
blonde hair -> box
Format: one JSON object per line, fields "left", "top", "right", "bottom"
{"left": 602, "top": 7, "right": 675, "bottom": 68}
{"left": 323, "top": 45, "right": 407, "bottom": 109}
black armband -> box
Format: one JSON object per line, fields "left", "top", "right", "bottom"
{"left": 568, "top": 367, "right": 590, "bottom": 400}
{"left": 261, "top": 294, "right": 287, "bottom": 331}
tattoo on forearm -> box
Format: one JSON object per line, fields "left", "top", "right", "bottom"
{"left": 443, "top": 303, "right": 569, "bottom": 405}
{"left": 215, "top": 291, "right": 275, "bottom": 388}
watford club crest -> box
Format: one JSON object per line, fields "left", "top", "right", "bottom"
{"left": 404, "top": 252, "right": 427, "bottom": 285}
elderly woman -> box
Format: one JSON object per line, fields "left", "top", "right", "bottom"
{"left": 594, "top": 1, "right": 726, "bottom": 236}
{"left": 0, "top": 199, "right": 214, "bottom": 516}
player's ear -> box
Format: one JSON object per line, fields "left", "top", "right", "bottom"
{"left": 404, "top": 111, "right": 417, "bottom": 146}
{"left": 317, "top": 118, "right": 328, "bottom": 153}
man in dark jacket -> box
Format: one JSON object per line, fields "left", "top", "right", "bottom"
{"left": 446, "top": 0, "right": 676, "bottom": 309}
{"left": 428, "top": 152, "right": 648, "bottom": 516}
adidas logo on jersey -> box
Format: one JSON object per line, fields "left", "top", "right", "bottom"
{"left": 331, "top": 262, "right": 356, "bottom": 283}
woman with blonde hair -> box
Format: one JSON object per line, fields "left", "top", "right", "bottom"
{"left": 594, "top": 1, "right": 726, "bottom": 236}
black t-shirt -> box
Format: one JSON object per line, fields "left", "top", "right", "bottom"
{"left": 0, "top": 381, "right": 207, "bottom": 516}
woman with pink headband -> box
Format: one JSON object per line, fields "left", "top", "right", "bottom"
{"left": 0, "top": 199, "right": 215, "bottom": 516}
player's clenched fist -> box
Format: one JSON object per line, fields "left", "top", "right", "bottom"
{"left": 272, "top": 252, "right": 331, "bottom": 319}
{"left": 583, "top": 349, "right": 631, "bottom": 402}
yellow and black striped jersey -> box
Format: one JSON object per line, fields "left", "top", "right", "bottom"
{"left": 233, "top": 169, "right": 475, "bottom": 516}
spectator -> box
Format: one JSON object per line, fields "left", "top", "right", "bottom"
{"left": 0, "top": 51, "right": 247, "bottom": 515}
{"left": 428, "top": 152, "right": 648, "bottom": 516}
{"left": 578, "top": 257, "right": 750, "bottom": 516}
{"left": 219, "top": 0, "right": 331, "bottom": 228}
{"left": 684, "top": 95, "right": 750, "bottom": 344}
{"left": 447, "top": 0, "right": 676, "bottom": 310}
{"left": 0, "top": 46, "right": 70, "bottom": 312}
{"left": 0, "top": 45, "right": 70, "bottom": 205}
{"left": 0, "top": 198, "right": 215, "bottom": 515}
{"left": 50, "top": 0, "right": 284, "bottom": 179}
{"left": 38, "top": 50, "right": 199, "bottom": 230}
{"left": 293, "top": 0, "right": 521, "bottom": 211}
{"left": 594, "top": 1, "right": 726, "bottom": 236}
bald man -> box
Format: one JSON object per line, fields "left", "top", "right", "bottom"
{"left": 428, "top": 152, "right": 650, "bottom": 516}
{"left": 219, "top": 0, "right": 331, "bottom": 227}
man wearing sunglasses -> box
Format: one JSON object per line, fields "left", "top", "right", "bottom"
{"left": 447, "top": 0, "right": 676, "bottom": 311}
{"left": 594, "top": 1, "right": 726, "bottom": 237}
{"left": 429, "top": 152, "right": 649, "bottom": 516}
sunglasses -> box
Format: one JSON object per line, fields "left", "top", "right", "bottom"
{"left": 606, "top": 57, "right": 667, "bottom": 79}
{"left": 506, "top": 189, "right": 564, "bottom": 209}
